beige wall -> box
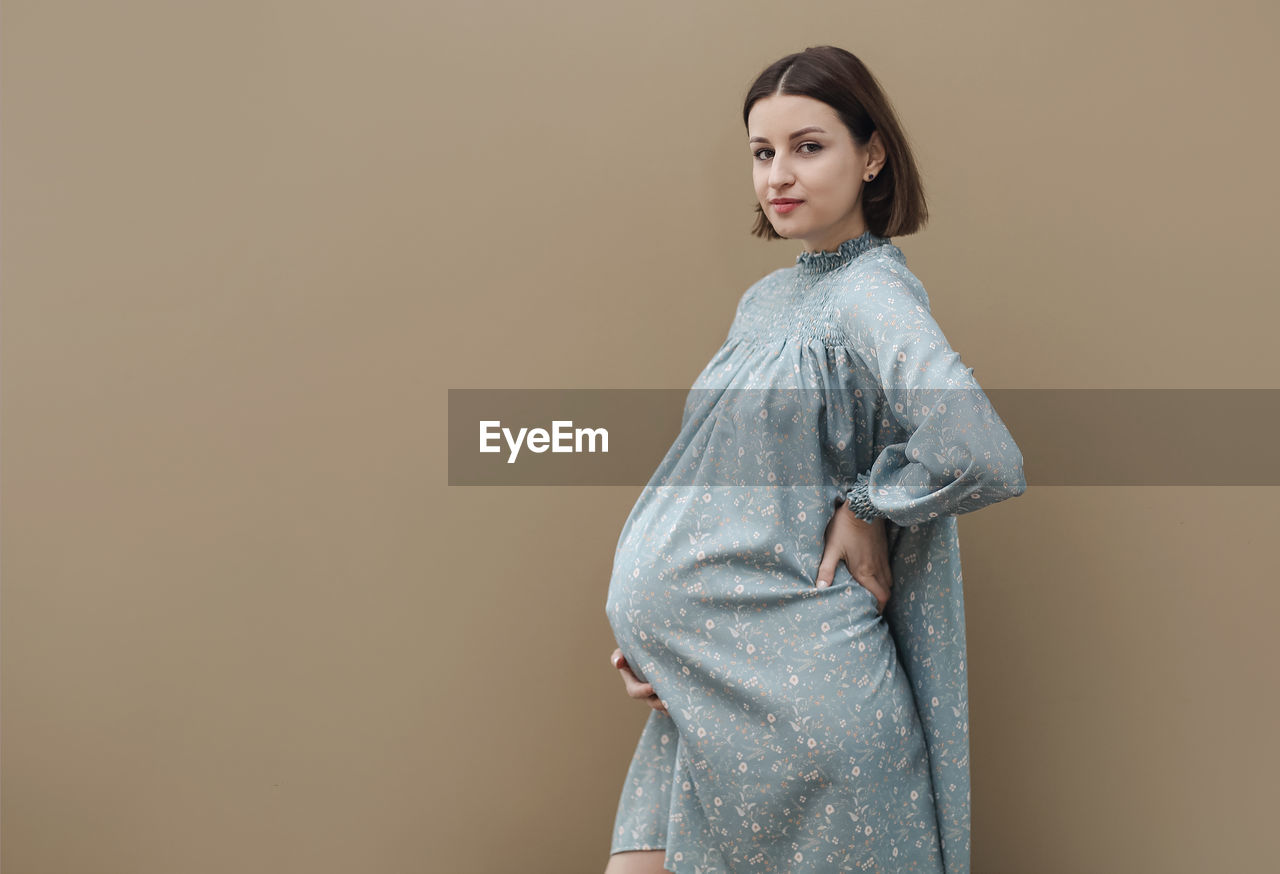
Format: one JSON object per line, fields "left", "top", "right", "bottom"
{"left": 4, "top": 1, "right": 1277, "bottom": 872}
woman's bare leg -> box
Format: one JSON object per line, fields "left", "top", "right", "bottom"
{"left": 603, "top": 848, "right": 673, "bottom": 874}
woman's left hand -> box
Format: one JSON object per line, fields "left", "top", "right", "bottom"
{"left": 815, "top": 503, "right": 893, "bottom": 614}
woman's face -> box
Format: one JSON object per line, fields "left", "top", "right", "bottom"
{"left": 748, "top": 93, "right": 883, "bottom": 253}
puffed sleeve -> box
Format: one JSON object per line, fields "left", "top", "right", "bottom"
{"left": 841, "top": 264, "right": 1026, "bottom": 526}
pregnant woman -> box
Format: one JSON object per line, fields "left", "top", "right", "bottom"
{"left": 603, "top": 46, "right": 1026, "bottom": 874}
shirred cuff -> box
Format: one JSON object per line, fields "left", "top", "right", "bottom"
{"left": 843, "top": 471, "right": 887, "bottom": 522}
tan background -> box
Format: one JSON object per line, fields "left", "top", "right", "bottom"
{"left": 4, "top": 1, "right": 1277, "bottom": 872}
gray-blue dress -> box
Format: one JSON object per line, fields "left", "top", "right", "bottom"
{"left": 604, "top": 231, "right": 1026, "bottom": 874}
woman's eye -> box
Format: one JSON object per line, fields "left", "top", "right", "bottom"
{"left": 752, "top": 143, "right": 821, "bottom": 161}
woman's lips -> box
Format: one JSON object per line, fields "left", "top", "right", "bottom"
{"left": 772, "top": 200, "right": 802, "bottom": 214}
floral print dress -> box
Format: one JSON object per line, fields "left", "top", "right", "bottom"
{"left": 604, "top": 230, "right": 1026, "bottom": 874}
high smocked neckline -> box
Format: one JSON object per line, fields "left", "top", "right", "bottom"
{"left": 795, "top": 230, "right": 890, "bottom": 274}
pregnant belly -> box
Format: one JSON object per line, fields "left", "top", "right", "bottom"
{"left": 606, "top": 540, "right": 890, "bottom": 695}
{"left": 605, "top": 553, "right": 927, "bottom": 797}
{"left": 605, "top": 486, "right": 894, "bottom": 685}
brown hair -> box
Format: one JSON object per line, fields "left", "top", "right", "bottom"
{"left": 743, "top": 46, "right": 928, "bottom": 240}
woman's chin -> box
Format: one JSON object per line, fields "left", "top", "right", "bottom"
{"left": 769, "top": 217, "right": 813, "bottom": 239}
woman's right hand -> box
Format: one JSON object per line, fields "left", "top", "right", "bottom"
{"left": 611, "top": 648, "right": 668, "bottom": 714}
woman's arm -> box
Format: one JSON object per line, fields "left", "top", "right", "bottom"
{"left": 843, "top": 263, "right": 1026, "bottom": 526}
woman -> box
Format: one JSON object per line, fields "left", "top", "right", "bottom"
{"left": 603, "top": 46, "right": 1025, "bottom": 874}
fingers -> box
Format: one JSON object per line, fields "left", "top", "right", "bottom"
{"left": 815, "top": 552, "right": 893, "bottom": 615}
{"left": 815, "top": 552, "right": 840, "bottom": 589}
{"left": 631, "top": 675, "right": 669, "bottom": 714}
{"left": 623, "top": 671, "right": 652, "bottom": 697}
{"left": 612, "top": 649, "right": 668, "bottom": 714}
{"left": 848, "top": 547, "right": 893, "bottom": 613}
{"left": 857, "top": 576, "right": 891, "bottom": 614}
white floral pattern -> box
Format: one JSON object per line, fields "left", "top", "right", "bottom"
{"left": 605, "top": 231, "right": 1026, "bottom": 873}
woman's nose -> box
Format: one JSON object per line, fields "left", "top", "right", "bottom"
{"left": 768, "top": 156, "right": 794, "bottom": 188}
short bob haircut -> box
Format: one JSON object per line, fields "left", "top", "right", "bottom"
{"left": 743, "top": 46, "right": 928, "bottom": 241}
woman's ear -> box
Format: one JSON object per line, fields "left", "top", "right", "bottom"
{"left": 866, "top": 130, "right": 887, "bottom": 177}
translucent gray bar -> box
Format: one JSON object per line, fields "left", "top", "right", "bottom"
{"left": 447, "top": 388, "right": 1280, "bottom": 486}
